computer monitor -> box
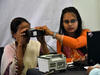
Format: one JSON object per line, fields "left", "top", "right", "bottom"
{"left": 87, "top": 31, "right": 100, "bottom": 65}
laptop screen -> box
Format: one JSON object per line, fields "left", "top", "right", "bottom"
{"left": 87, "top": 31, "right": 100, "bottom": 65}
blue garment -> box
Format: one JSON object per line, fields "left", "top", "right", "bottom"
{"left": 89, "top": 68, "right": 100, "bottom": 75}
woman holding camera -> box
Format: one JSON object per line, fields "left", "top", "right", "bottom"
{"left": 1, "top": 17, "right": 49, "bottom": 75}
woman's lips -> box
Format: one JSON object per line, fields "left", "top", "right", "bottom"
{"left": 68, "top": 28, "right": 74, "bottom": 30}
{"left": 67, "top": 28, "right": 75, "bottom": 32}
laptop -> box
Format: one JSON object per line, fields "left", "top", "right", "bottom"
{"left": 87, "top": 31, "right": 100, "bottom": 65}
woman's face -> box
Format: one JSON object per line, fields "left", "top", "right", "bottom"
{"left": 13, "top": 21, "right": 30, "bottom": 44}
{"left": 63, "top": 12, "right": 78, "bottom": 34}
{"left": 17, "top": 22, "right": 30, "bottom": 33}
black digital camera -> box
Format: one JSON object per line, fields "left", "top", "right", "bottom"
{"left": 25, "top": 28, "right": 45, "bottom": 37}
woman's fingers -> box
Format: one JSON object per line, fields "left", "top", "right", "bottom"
{"left": 35, "top": 25, "right": 53, "bottom": 35}
{"left": 35, "top": 25, "right": 48, "bottom": 30}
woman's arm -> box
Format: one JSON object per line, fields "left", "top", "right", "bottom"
{"left": 62, "top": 29, "right": 90, "bottom": 49}
{"left": 16, "top": 45, "right": 25, "bottom": 75}
{"left": 53, "top": 29, "right": 89, "bottom": 49}
{"left": 35, "top": 26, "right": 90, "bottom": 49}
{"left": 37, "top": 36, "right": 49, "bottom": 55}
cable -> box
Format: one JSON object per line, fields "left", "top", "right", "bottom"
{"left": 47, "top": 43, "right": 57, "bottom": 53}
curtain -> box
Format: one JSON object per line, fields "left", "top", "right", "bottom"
{"left": 0, "top": 0, "right": 72, "bottom": 51}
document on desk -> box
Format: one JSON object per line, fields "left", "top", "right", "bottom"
{"left": 84, "top": 66, "right": 89, "bottom": 69}
{"left": 84, "top": 64, "right": 100, "bottom": 69}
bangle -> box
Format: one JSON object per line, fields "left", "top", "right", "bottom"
{"left": 52, "top": 32, "right": 57, "bottom": 39}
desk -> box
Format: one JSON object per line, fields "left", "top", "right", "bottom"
{"left": 27, "top": 68, "right": 87, "bottom": 75}
{"left": 50, "top": 70, "right": 87, "bottom": 75}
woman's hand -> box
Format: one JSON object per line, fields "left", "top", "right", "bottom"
{"left": 37, "top": 36, "right": 46, "bottom": 43}
{"left": 35, "top": 25, "right": 54, "bottom": 36}
{"left": 35, "top": 25, "right": 63, "bottom": 43}
{"left": 87, "top": 65, "right": 100, "bottom": 75}
{"left": 15, "top": 28, "right": 30, "bottom": 46}
{"left": 37, "top": 36, "right": 49, "bottom": 54}
{"left": 15, "top": 28, "right": 30, "bottom": 59}
{"left": 35, "top": 26, "right": 50, "bottom": 54}
{"left": 87, "top": 66, "right": 94, "bottom": 75}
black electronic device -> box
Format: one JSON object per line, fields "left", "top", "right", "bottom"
{"left": 25, "top": 28, "right": 45, "bottom": 37}
{"left": 87, "top": 31, "right": 100, "bottom": 65}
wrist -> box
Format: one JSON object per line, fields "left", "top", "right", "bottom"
{"left": 49, "top": 31, "right": 54, "bottom": 36}
{"left": 52, "top": 32, "right": 57, "bottom": 39}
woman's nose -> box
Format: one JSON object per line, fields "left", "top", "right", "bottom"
{"left": 68, "top": 22, "right": 72, "bottom": 26}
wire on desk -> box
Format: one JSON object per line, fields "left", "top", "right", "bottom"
{"left": 47, "top": 44, "right": 57, "bottom": 53}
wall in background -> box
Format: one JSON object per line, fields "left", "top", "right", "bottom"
{"left": 0, "top": 0, "right": 100, "bottom": 49}
{"left": 0, "top": 0, "right": 72, "bottom": 49}
{"left": 73, "top": 0, "right": 100, "bottom": 31}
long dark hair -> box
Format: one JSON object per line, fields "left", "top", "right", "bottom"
{"left": 59, "top": 7, "right": 82, "bottom": 38}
